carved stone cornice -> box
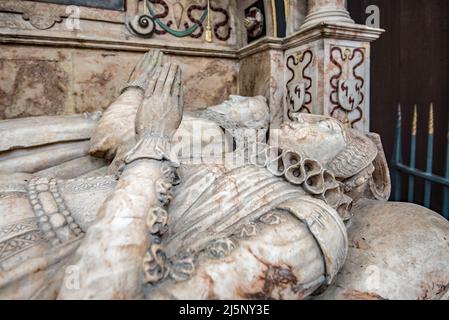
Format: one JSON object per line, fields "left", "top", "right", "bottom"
{"left": 237, "top": 22, "right": 384, "bottom": 59}
{"left": 0, "top": 20, "right": 382, "bottom": 60}
{"left": 237, "top": 36, "right": 283, "bottom": 59}
{"left": 0, "top": 0, "right": 125, "bottom": 25}
{"left": 0, "top": 30, "right": 238, "bottom": 59}
{"left": 284, "top": 22, "right": 384, "bottom": 50}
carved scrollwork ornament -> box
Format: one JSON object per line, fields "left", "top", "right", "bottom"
{"left": 22, "top": 12, "right": 63, "bottom": 30}
{"left": 146, "top": 206, "right": 169, "bottom": 235}
{"left": 126, "top": 14, "right": 155, "bottom": 38}
{"left": 207, "top": 238, "right": 236, "bottom": 259}
{"left": 235, "top": 223, "right": 258, "bottom": 239}
{"left": 286, "top": 50, "right": 314, "bottom": 119}
{"left": 259, "top": 212, "right": 283, "bottom": 225}
{"left": 143, "top": 237, "right": 169, "bottom": 284}
{"left": 329, "top": 47, "right": 366, "bottom": 128}
{"left": 168, "top": 251, "right": 195, "bottom": 282}
{"left": 142, "top": 156, "right": 180, "bottom": 285}
{"left": 155, "top": 178, "right": 173, "bottom": 207}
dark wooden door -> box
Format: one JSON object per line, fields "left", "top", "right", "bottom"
{"left": 348, "top": 0, "right": 449, "bottom": 213}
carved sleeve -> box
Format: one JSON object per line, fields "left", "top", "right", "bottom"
{"left": 57, "top": 156, "right": 176, "bottom": 299}
{"left": 89, "top": 88, "right": 143, "bottom": 160}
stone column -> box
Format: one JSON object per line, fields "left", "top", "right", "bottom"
{"left": 285, "top": 0, "right": 308, "bottom": 36}
{"left": 300, "top": 0, "right": 354, "bottom": 30}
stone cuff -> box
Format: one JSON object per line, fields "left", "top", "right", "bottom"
{"left": 124, "top": 131, "right": 179, "bottom": 166}
{"left": 120, "top": 78, "right": 147, "bottom": 95}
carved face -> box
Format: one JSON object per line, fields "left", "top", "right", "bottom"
{"left": 274, "top": 113, "right": 347, "bottom": 165}
{"left": 206, "top": 95, "right": 269, "bottom": 129}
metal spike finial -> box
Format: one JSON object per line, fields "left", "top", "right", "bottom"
{"left": 447, "top": 116, "right": 449, "bottom": 141}
{"left": 397, "top": 103, "right": 402, "bottom": 125}
{"left": 429, "top": 103, "right": 434, "bottom": 135}
{"left": 412, "top": 104, "right": 418, "bottom": 136}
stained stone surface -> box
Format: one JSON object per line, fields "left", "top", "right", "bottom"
{"left": 0, "top": 46, "right": 239, "bottom": 118}
{"left": 239, "top": 49, "right": 284, "bottom": 128}
{"left": 0, "top": 55, "right": 69, "bottom": 118}
{"left": 0, "top": 1, "right": 446, "bottom": 301}
{"left": 171, "top": 56, "right": 238, "bottom": 111}
{"left": 315, "top": 199, "right": 449, "bottom": 300}
{"left": 1, "top": 91, "right": 449, "bottom": 300}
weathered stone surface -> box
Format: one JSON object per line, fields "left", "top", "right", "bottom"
{"left": 0, "top": 46, "right": 239, "bottom": 119}
{"left": 239, "top": 50, "right": 271, "bottom": 100}
{"left": 0, "top": 140, "right": 91, "bottom": 174}
{"left": 2, "top": 81, "right": 448, "bottom": 299}
{"left": 315, "top": 199, "right": 449, "bottom": 300}
{"left": 0, "top": 0, "right": 239, "bottom": 47}
{"left": 239, "top": 49, "right": 284, "bottom": 128}
{"left": 1, "top": 93, "right": 449, "bottom": 300}
{"left": 0, "top": 113, "right": 99, "bottom": 152}
{"left": 146, "top": 212, "right": 326, "bottom": 300}
{"left": 0, "top": 55, "right": 69, "bottom": 118}
{"left": 35, "top": 156, "right": 108, "bottom": 180}
{"left": 285, "top": 0, "right": 307, "bottom": 35}
{"left": 0, "top": 30, "right": 447, "bottom": 302}
{"left": 71, "top": 51, "right": 137, "bottom": 114}
{"left": 171, "top": 55, "right": 238, "bottom": 110}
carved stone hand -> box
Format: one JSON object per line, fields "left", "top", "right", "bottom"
{"left": 126, "top": 63, "right": 184, "bottom": 164}
{"left": 123, "top": 50, "right": 164, "bottom": 93}
{"left": 135, "top": 63, "right": 183, "bottom": 140}
{"left": 89, "top": 50, "right": 163, "bottom": 160}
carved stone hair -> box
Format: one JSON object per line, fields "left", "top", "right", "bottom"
{"left": 200, "top": 108, "right": 239, "bottom": 133}
{"left": 326, "top": 127, "right": 378, "bottom": 180}
{"left": 199, "top": 97, "right": 269, "bottom": 149}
